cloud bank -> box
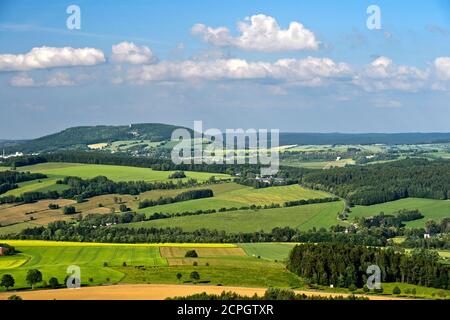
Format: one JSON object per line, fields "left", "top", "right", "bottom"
{"left": 0, "top": 46, "right": 105, "bottom": 71}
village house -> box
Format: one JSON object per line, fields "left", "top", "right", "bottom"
{"left": 0, "top": 246, "right": 5, "bottom": 256}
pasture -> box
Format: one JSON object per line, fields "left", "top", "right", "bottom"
{"left": 281, "top": 159, "right": 355, "bottom": 169}
{"left": 0, "top": 240, "right": 302, "bottom": 291}
{"left": 15, "top": 162, "right": 230, "bottom": 183}
{"left": 137, "top": 183, "right": 332, "bottom": 216}
{"left": 0, "top": 242, "right": 167, "bottom": 290}
{"left": 2, "top": 178, "right": 70, "bottom": 197}
{"left": 127, "top": 201, "right": 345, "bottom": 233}
{"left": 239, "top": 243, "right": 297, "bottom": 262}
{"left": 117, "top": 257, "right": 302, "bottom": 288}
{"left": 0, "top": 199, "right": 76, "bottom": 235}
{"left": 350, "top": 198, "right": 450, "bottom": 228}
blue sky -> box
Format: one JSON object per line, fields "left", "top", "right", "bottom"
{"left": 1, "top": 0, "right": 450, "bottom": 138}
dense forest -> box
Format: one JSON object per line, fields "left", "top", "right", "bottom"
{"left": 303, "top": 158, "right": 450, "bottom": 205}
{"left": 288, "top": 243, "right": 449, "bottom": 289}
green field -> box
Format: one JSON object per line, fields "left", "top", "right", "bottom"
{"left": 3, "top": 178, "right": 70, "bottom": 197}
{"left": 239, "top": 243, "right": 297, "bottom": 262}
{"left": 0, "top": 241, "right": 302, "bottom": 291}
{"left": 16, "top": 162, "right": 230, "bottom": 183}
{"left": 118, "top": 257, "right": 302, "bottom": 288}
{"left": 1, "top": 240, "right": 449, "bottom": 298}
{"left": 138, "top": 183, "right": 332, "bottom": 216}
{"left": 281, "top": 159, "right": 355, "bottom": 169}
{"left": 0, "top": 243, "right": 167, "bottom": 290}
{"left": 0, "top": 162, "right": 231, "bottom": 197}
{"left": 350, "top": 198, "right": 450, "bottom": 228}
{"left": 127, "top": 201, "right": 345, "bottom": 233}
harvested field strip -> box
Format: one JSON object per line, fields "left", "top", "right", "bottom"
{"left": 159, "top": 247, "right": 246, "bottom": 258}
{"left": 0, "top": 284, "right": 407, "bottom": 300}
{"left": 1, "top": 240, "right": 238, "bottom": 248}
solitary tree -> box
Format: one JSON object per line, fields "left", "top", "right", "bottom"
{"left": 176, "top": 273, "right": 182, "bottom": 282}
{"left": 190, "top": 271, "right": 200, "bottom": 283}
{"left": 63, "top": 206, "right": 76, "bottom": 215}
{"left": 49, "top": 277, "right": 59, "bottom": 289}
{"left": 0, "top": 274, "right": 15, "bottom": 291}
{"left": 26, "top": 269, "right": 42, "bottom": 289}
{"left": 392, "top": 286, "right": 401, "bottom": 295}
{"left": 185, "top": 250, "right": 198, "bottom": 258}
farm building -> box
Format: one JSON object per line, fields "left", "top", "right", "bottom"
{"left": 0, "top": 246, "right": 5, "bottom": 256}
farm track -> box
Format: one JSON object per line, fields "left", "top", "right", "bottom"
{"left": 0, "top": 283, "right": 409, "bottom": 300}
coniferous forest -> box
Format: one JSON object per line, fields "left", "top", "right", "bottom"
{"left": 288, "top": 243, "right": 449, "bottom": 289}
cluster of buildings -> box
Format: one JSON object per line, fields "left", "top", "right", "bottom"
{"left": 0, "top": 150, "right": 24, "bottom": 160}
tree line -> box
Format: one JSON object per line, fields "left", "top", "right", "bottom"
{"left": 1, "top": 218, "right": 386, "bottom": 246}
{"left": 59, "top": 175, "right": 202, "bottom": 200}
{"left": 138, "top": 189, "right": 214, "bottom": 209}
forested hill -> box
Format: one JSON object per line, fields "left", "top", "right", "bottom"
{"left": 279, "top": 132, "right": 450, "bottom": 145}
{"left": 5, "top": 123, "right": 193, "bottom": 153}
{"left": 303, "top": 158, "right": 450, "bottom": 205}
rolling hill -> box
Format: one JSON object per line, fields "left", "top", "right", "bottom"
{"left": 3, "top": 123, "right": 450, "bottom": 153}
{"left": 4, "top": 123, "right": 193, "bottom": 153}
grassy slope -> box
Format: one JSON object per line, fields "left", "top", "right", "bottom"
{"left": 3, "top": 178, "right": 70, "bottom": 197}
{"left": 126, "top": 201, "right": 345, "bottom": 233}
{"left": 0, "top": 162, "right": 231, "bottom": 197}
{"left": 116, "top": 257, "right": 302, "bottom": 288}
{"left": 0, "top": 241, "right": 448, "bottom": 298}
{"left": 137, "top": 183, "right": 331, "bottom": 216}
{"left": 239, "top": 243, "right": 297, "bottom": 262}
{"left": 0, "top": 241, "right": 302, "bottom": 291}
{"left": 17, "top": 162, "right": 230, "bottom": 182}
{"left": 350, "top": 198, "right": 450, "bottom": 228}
{"left": 0, "top": 245, "right": 166, "bottom": 289}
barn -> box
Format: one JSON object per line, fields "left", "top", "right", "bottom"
{"left": 0, "top": 247, "right": 5, "bottom": 256}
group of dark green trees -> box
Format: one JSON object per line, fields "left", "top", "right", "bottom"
{"left": 0, "top": 171, "right": 47, "bottom": 195}
{"left": 138, "top": 189, "right": 214, "bottom": 209}
{"left": 288, "top": 243, "right": 449, "bottom": 290}
{"left": 303, "top": 158, "right": 450, "bottom": 205}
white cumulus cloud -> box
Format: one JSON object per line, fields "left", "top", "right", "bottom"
{"left": 10, "top": 71, "right": 75, "bottom": 87}
{"left": 111, "top": 41, "right": 157, "bottom": 64}
{"left": 434, "top": 57, "right": 450, "bottom": 80}
{"left": 192, "top": 14, "right": 319, "bottom": 52}
{"left": 125, "top": 57, "right": 350, "bottom": 85}
{"left": 353, "top": 56, "right": 429, "bottom": 91}
{"left": 9, "top": 73, "right": 35, "bottom": 87}
{"left": 0, "top": 46, "right": 105, "bottom": 72}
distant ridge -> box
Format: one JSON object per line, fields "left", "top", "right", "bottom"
{"left": 5, "top": 123, "right": 193, "bottom": 153}
{"left": 3, "top": 124, "right": 450, "bottom": 153}
{"left": 279, "top": 132, "right": 450, "bottom": 146}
